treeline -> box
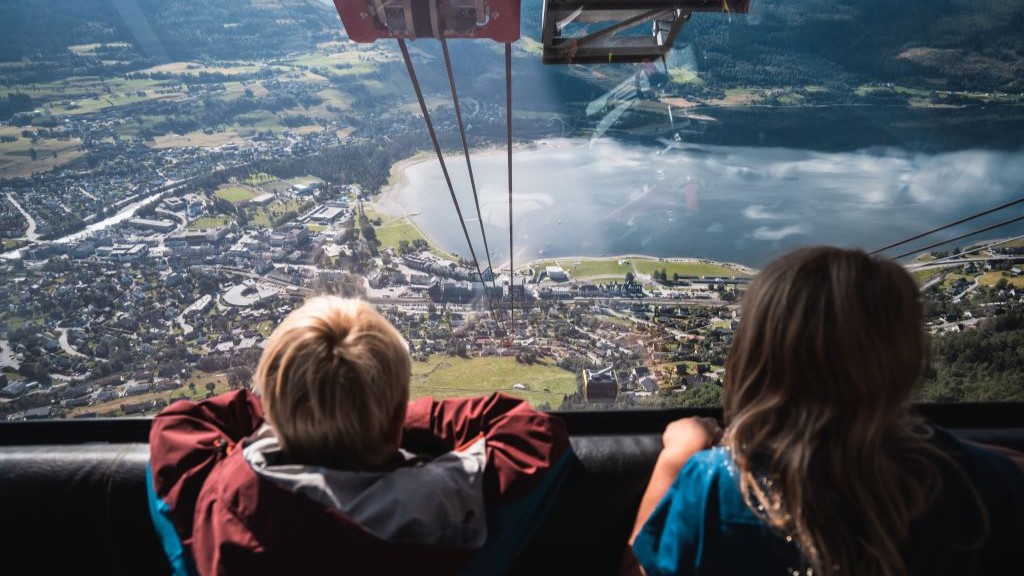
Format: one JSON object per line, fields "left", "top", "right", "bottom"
{"left": 135, "top": 91, "right": 324, "bottom": 138}
{"left": 139, "top": 0, "right": 338, "bottom": 61}
{"left": 169, "top": 133, "right": 429, "bottom": 204}
{"left": 0, "top": 0, "right": 338, "bottom": 62}
{"left": 249, "top": 133, "right": 431, "bottom": 195}
{"left": 0, "top": 1, "right": 129, "bottom": 61}
{"left": 920, "top": 307, "right": 1024, "bottom": 402}
{"left": 0, "top": 94, "right": 34, "bottom": 121}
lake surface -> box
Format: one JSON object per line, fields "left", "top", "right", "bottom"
{"left": 388, "top": 139, "right": 1024, "bottom": 268}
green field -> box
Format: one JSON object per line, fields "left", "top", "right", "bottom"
{"left": 979, "top": 271, "right": 1024, "bottom": 289}
{"left": 0, "top": 75, "right": 180, "bottom": 116}
{"left": 249, "top": 198, "right": 312, "bottom": 228}
{"left": 536, "top": 258, "right": 632, "bottom": 279}
{"left": 717, "top": 87, "right": 761, "bottom": 105}
{"left": 999, "top": 238, "right": 1024, "bottom": 249}
{"left": 0, "top": 126, "right": 85, "bottom": 176}
{"left": 188, "top": 216, "right": 230, "bottom": 229}
{"left": 49, "top": 92, "right": 155, "bottom": 115}
{"left": 668, "top": 67, "right": 702, "bottom": 85}
{"left": 854, "top": 84, "right": 932, "bottom": 98}
{"left": 234, "top": 110, "right": 286, "bottom": 131}
{"left": 114, "top": 114, "right": 166, "bottom": 138}
{"left": 0, "top": 76, "right": 168, "bottom": 101}
{"left": 632, "top": 259, "right": 749, "bottom": 278}
{"left": 215, "top": 186, "right": 256, "bottom": 203}
{"left": 68, "top": 372, "right": 232, "bottom": 417}
{"left": 316, "top": 88, "right": 353, "bottom": 109}
{"left": 911, "top": 267, "right": 948, "bottom": 283}
{"left": 594, "top": 314, "right": 633, "bottom": 328}
{"left": 940, "top": 273, "right": 976, "bottom": 289}
{"left": 365, "top": 206, "right": 454, "bottom": 259}
{"left": 375, "top": 218, "right": 423, "bottom": 250}
{"left": 410, "top": 355, "right": 576, "bottom": 409}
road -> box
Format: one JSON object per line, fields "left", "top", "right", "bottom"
{"left": 56, "top": 328, "right": 88, "bottom": 358}
{"left": 921, "top": 274, "right": 945, "bottom": 291}
{"left": 931, "top": 316, "right": 982, "bottom": 332}
{"left": 155, "top": 207, "right": 187, "bottom": 228}
{"left": 0, "top": 339, "right": 19, "bottom": 370}
{"left": 176, "top": 295, "right": 213, "bottom": 335}
{"left": 77, "top": 186, "right": 97, "bottom": 201}
{"left": 5, "top": 192, "right": 39, "bottom": 241}
{"left": 0, "top": 179, "right": 186, "bottom": 260}
{"left": 2, "top": 162, "right": 254, "bottom": 260}
{"left": 907, "top": 254, "right": 1022, "bottom": 272}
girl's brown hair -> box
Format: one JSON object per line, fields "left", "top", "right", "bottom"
{"left": 723, "top": 246, "right": 972, "bottom": 575}
{"left": 254, "top": 296, "right": 411, "bottom": 470}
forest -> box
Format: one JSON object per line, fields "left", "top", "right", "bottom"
{"left": 922, "top": 308, "right": 1024, "bottom": 403}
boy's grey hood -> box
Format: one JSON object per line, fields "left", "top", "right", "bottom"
{"left": 242, "top": 424, "right": 488, "bottom": 549}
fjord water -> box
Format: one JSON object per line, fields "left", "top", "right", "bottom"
{"left": 390, "top": 139, "right": 1024, "bottom": 268}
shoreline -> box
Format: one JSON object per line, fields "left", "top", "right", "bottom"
{"left": 373, "top": 145, "right": 1024, "bottom": 277}
{"left": 372, "top": 145, "right": 760, "bottom": 277}
{"left": 528, "top": 254, "right": 759, "bottom": 276}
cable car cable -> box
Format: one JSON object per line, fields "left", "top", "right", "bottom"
{"left": 890, "top": 212, "right": 1024, "bottom": 261}
{"left": 870, "top": 196, "right": 1024, "bottom": 255}
{"left": 397, "top": 38, "right": 503, "bottom": 328}
{"left": 505, "top": 42, "right": 516, "bottom": 332}
{"left": 438, "top": 37, "right": 501, "bottom": 303}
{"left": 905, "top": 233, "right": 1024, "bottom": 271}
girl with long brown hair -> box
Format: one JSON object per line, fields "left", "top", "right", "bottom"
{"left": 628, "top": 246, "right": 1024, "bottom": 576}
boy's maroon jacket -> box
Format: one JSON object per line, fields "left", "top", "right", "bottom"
{"left": 148, "top": 389, "right": 571, "bottom": 575}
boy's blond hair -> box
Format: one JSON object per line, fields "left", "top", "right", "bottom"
{"left": 254, "top": 296, "right": 411, "bottom": 470}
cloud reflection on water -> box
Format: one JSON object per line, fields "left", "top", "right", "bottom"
{"left": 395, "top": 139, "right": 1024, "bottom": 267}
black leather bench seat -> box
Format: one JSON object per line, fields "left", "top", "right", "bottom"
{"left": 1, "top": 429, "right": 1021, "bottom": 575}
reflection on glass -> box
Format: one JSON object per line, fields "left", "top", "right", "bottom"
{"left": 0, "top": 0, "right": 1022, "bottom": 419}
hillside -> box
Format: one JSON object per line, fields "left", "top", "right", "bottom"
{"left": 0, "top": 0, "right": 338, "bottom": 83}
{"left": 2, "top": 0, "right": 1021, "bottom": 92}
{"left": 1, "top": 0, "right": 1022, "bottom": 152}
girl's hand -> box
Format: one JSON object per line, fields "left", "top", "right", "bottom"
{"left": 662, "top": 416, "right": 723, "bottom": 456}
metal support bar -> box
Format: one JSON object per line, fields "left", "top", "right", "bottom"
{"left": 541, "top": 0, "right": 749, "bottom": 64}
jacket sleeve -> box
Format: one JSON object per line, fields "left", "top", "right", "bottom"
{"left": 191, "top": 495, "right": 265, "bottom": 576}
{"left": 402, "top": 392, "right": 570, "bottom": 504}
{"left": 148, "top": 389, "right": 265, "bottom": 542}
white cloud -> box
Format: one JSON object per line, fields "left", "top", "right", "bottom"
{"left": 743, "top": 205, "right": 788, "bottom": 220}
{"left": 752, "top": 224, "right": 811, "bottom": 241}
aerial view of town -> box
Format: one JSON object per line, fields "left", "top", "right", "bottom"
{"left": 1, "top": 0, "right": 1022, "bottom": 419}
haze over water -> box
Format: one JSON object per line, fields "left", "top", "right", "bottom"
{"left": 389, "top": 139, "right": 1024, "bottom": 268}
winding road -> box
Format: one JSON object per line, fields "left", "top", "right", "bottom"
{"left": 5, "top": 192, "right": 39, "bottom": 241}
{"left": 56, "top": 328, "right": 88, "bottom": 358}
{"left": 176, "top": 295, "right": 213, "bottom": 335}
{"left": 0, "top": 339, "right": 20, "bottom": 370}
